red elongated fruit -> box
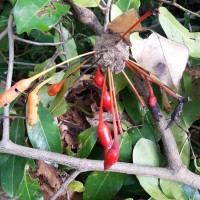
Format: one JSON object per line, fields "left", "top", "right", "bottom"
{"left": 104, "top": 140, "right": 119, "bottom": 170}
{"left": 97, "top": 121, "right": 112, "bottom": 149}
{"left": 103, "top": 86, "right": 111, "bottom": 112}
{"left": 94, "top": 66, "right": 104, "bottom": 87}
{"left": 48, "top": 78, "right": 65, "bottom": 96}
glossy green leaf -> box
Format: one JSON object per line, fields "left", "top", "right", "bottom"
{"left": 72, "top": 0, "right": 100, "bottom": 7}
{"left": 133, "top": 138, "right": 168, "bottom": 200}
{"left": 26, "top": 103, "right": 62, "bottom": 153}
{"left": 16, "top": 171, "right": 42, "bottom": 200}
{"left": 159, "top": 7, "right": 200, "bottom": 58}
{"left": 14, "top": 0, "right": 70, "bottom": 34}
{"left": 122, "top": 86, "right": 143, "bottom": 125}
{"left": 28, "top": 58, "right": 56, "bottom": 78}
{"left": 1, "top": 117, "right": 27, "bottom": 197}
{"left": 77, "top": 127, "right": 97, "bottom": 158}
{"left": 116, "top": 0, "right": 140, "bottom": 12}
{"left": 83, "top": 171, "right": 126, "bottom": 200}
{"left": 69, "top": 180, "right": 85, "bottom": 192}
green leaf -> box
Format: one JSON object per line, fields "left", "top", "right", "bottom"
{"left": 77, "top": 127, "right": 98, "bottom": 158}
{"left": 122, "top": 86, "right": 143, "bottom": 125}
{"left": 160, "top": 180, "right": 184, "bottom": 200}
{"left": 116, "top": 0, "right": 140, "bottom": 12}
{"left": 118, "top": 132, "right": 132, "bottom": 162}
{"left": 83, "top": 171, "right": 126, "bottom": 200}
{"left": 159, "top": 7, "right": 200, "bottom": 58}
{"left": 28, "top": 58, "right": 56, "bottom": 78}
{"left": 54, "top": 27, "right": 78, "bottom": 61}
{"left": 1, "top": 116, "right": 27, "bottom": 197}
{"left": 14, "top": 0, "right": 70, "bottom": 34}
{"left": 128, "top": 121, "right": 157, "bottom": 145}
{"left": 16, "top": 171, "right": 42, "bottom": 200}
{"left": 133, "top": 138, "right": 168, "bottom": 200}
{"left": 113, "top": 71, "right": 127, "bottom": 94}
{"left": 72, "top": 0, "right": 100, "bottom": 7}
{"left": 26, "top": 103, "right": 62, "bottom": 153}
{"left": 1, "top": 156, "right": 27, "bottom": 198}
{"left": 118, "top": 175, "right": 149, "bottom": 199}
{"left": 69, "top": 180, "right": 85, "bottom": 192}
{"left": 181, "top": 72, "right": 200, "bottom": 128}
{"left": 182, "top": 184, "right": 200, "bottom": 200}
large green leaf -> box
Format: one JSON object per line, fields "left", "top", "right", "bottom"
{"left": 83, "top": 171, "right": 126, "bottom": 200}
{"left": 72, "top": 0, "right": 100, "bottom": 7}
{"left": 133, "top": 138, "right": 168, "bottom": 200}
{"left": 16, "top": 171, "right": 42, "bottom": 200}
{"left": 122, "top": 86, "right": 144, "bottom": 125}
{"left": 26, "top": 103, "right": 62, "bottom": 153}
{"left": 116, "top": 0, "right": 140, "bottom": 12}
{"left": 77, "top": 127, "right": 98, "bottom": 158}
{"left": 1, "top": 116, "right": 27, "bottom": 197}
{"left": 159, "top": 7, "right": 200, "bottom": 58}
{"left": 14, "top": 0, "right": 70, "bottom": 34}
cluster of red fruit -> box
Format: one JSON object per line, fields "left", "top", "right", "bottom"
{"left": 93, "top": 66, "right": 120, "bottom": 170}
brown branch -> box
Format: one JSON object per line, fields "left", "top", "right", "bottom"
{"left": 69, "top": 2, "right": 104, "bottom": 35}
{"left": 158, "top": 0, "right": 200, "bottom": 18}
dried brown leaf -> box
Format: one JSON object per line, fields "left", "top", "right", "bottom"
{"left": 108, "top": 9, "right": 144, "bottom": 45}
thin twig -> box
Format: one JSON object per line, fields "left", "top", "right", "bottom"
{"left": 50, "top": 170, "right": 81, "bottom": 200}
{"left": 2, "top": 14, "right": 14, "bottom": 143}
{"left": 0, "top": 27, "right": 8, "bottom": 41}
{"left": 158, "top": 0, "right": 200, "bottom": 18}
{"left": 104, "top": 0, "right": 112, "bottom": 31}
{"left": 14, "top": 35, "right": 69, "bottom": 46}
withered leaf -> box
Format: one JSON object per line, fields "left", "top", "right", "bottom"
{"left": 131, "top": 32, "right": 189, "bottom": 91}
{"left": 108, "top": 9, "right": 144, "bottom": 45}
